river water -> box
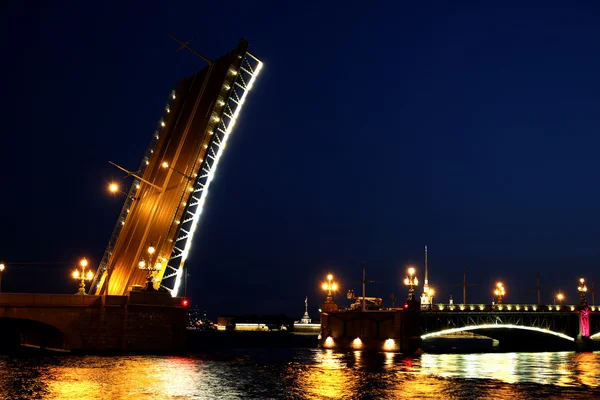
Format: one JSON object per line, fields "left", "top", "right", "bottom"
{"left": 0, "top": 350, "right": 598, "bottom": 399}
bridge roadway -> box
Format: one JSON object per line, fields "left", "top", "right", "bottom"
{"left": 98, "top": 43, "right": 247, "bottom": 295}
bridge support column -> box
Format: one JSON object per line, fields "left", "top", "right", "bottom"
{"left": 575, "top": 337, "right": 594, "bottom": 352}
{"left": 575, "top": 306, "right": 593, "bottom": 352}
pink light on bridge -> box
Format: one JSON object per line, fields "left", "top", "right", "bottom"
{"left": 580, "top": 308, "right": 590, "bottom": 338}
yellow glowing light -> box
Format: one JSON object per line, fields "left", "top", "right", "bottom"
{"left": 161, "top": 161, "right": 169, "bottom": 168}
{"left": 324, "top": 336, "right": 334, "bottom": 348}
{"left": 108, "top": 183, "right": 119, "bottom": 193}
{"left": 327, "top": 274, "right": 333, "bottom": 281}
{"left": 72, "top": 270, "right": 80, "bottom": 279}
{"left": 580, "top": 278, "right": 585, "bottom": 284}
{"left": 403, "top": 278, "right": 409, "bottom": 285}
{"left": 497, "top": 282, "right": 503, "bottom": 288}
{"left": 352, "top": 337, "right": 362, "bottom": 349}
{"left": 414, "top": 277, "right": 418, "bottom": 286}
{"left": 322, "top": 283, "right": 328, "bottom": 290}
{"left": 80, "top": 258, "right": 88, "bottom": 268}
{"left": 428, "top": 288, "right": 435, "bottom": 296}
{"left": 332, "top": 283, "right": 338, "bottom": 291}
{"left": 408, "top": 267, "right": 415, "bottom": 276}
{"left": 147, "top": 246, "right": 156, "bottom": 255}
{"left": 155, "top": 262, "right": 162, "bottom": 270}
{"left": 383, "top": 338, "right": 395, "bottom": 351}
{"left": 138, "top": 260, "right": 146, "bottom": 269}
{"left": 160, "top": 121, "right": 166, "bottom": 127}
{"left": 557, "top": 293, "right": 564, "bottom": 301}
{"left": 86, "top": 271, "right": 94, "bottom": 280}
{"left": 0, "top": 263, "right": 5, "bottom": 271}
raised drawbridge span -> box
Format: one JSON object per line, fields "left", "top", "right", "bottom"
{"left": 91, "top": 39, "right": 262, "bottom": 297}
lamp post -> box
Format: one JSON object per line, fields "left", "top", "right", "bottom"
{"left": 138, "top": 244, "right": 162, "bottom": 291}
{"left": 554, "top": 292, "right": 564, "bottom": 305}
{"left": 577, "top": 278, "right": 588, "bottom": 306}
{"left": 0, "top": 262, "right": 5, "bottom": 293}
{"left": 321, "top": 274, "right": 338, "bottom": 303}
{"left": 72, "top": 258, "right": 94, "bottom": 295}
{"left": 494, "top": 282, "right": 505, "bottom": 305}
{"left": 403, "top": 267, "right": 419, "bottom": 300}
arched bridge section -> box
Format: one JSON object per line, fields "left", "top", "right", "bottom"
{"left": 0, "top": 293, "right": 187, "bottom": 353}
{"left": 420, "top": 304, "right": 598, "bottom": 349}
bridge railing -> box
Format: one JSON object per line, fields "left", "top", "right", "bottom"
{"left": 423, "top": 304, "right": 597, "bottom": 312}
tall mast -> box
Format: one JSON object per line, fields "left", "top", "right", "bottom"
{"left": 362, "top": 263, "right": 366, "bottom": 312}
{"left": 537, "top": 272, "right": 541, "bottom": 305}
{"left": 463, "top": 269, "right": 467, "bottom": 305}
{"left": 424, "top": 245, "right": 429, "bottom": 286}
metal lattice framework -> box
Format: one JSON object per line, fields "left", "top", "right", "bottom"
{"left": 159, "top": 52, "right": 263, "bottom": 296}
{"left": 420, "top": 311, "right": 580, "bottom": 340}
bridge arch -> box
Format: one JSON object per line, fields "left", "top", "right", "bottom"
{"left": 0, "top": 317, "right": 68, "bottom": 352}
{"left": 421, "top": 324, "right": 575, "bottom": 342}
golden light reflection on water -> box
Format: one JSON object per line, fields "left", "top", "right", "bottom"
{"left": 421, "top": 351, "right": 599, "bottom": 388}
{"left": 44, "top": 356, "right": 207, "bottom": 399}
{"left": 295, "top": 349, "right": 357, "bottom": 399}
{"left": 2, "top": 349, "right": 599, "bottom": 399}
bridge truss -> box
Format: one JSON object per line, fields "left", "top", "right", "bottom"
{"left": 420, "top": 310, "right": 580, "bottom": 340}
{"left": 159, "top": 51, "right": 263, "bottom": 295}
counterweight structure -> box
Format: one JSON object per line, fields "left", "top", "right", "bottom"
{"left": 91, "top": 40, "right": 262, "bottom": 296}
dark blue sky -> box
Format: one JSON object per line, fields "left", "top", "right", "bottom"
{"left": 2, "top": 2, "right": 600, "bottom": 317}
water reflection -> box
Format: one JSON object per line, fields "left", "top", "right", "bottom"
{"left": 296, "top": 349, "right": 356, "bottom": 399}
{"left": 0, "top": 350, "right": 598, "bottom": 399}
{"left": 420, "top": 351, "right": 599, "bottom": 388}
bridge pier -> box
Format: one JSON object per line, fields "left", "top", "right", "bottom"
{"left": 575, "top": 337, "right": 594, "bottom": 352}
{"left": 318, "top": 300, "right": 422, "bottom": 353}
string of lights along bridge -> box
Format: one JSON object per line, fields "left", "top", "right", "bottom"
{"left": 88, "top": 38, "right": 263, "bottom": 297}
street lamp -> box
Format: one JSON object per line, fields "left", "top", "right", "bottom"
{"left": 403, "top": 266, "right": 418, "bottom": 300}
{"left": 555, "top": 292, "right": 564, "bottom": 305}
{"left": 494, "top": 282, "right": 505, "bottom": 304}
{"left": 321, "top": 274, "right": 338, "bottom": 303}
{"left": 138, "top": 244, "right": 162, "bottom": 291}
{"left": 0, "top": 262, "right": 5, "bottom": 293}
{"left": 577, "top": 278, "right": 588, "bottom": 306}
{"left": 72, "top": 258, "right": 94, "bottom": 295}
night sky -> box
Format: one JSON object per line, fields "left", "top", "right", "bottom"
{"left": 2, "top": 2, "right": 600, "bottom": 318}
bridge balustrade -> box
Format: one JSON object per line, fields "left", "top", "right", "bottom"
{"left": 425, "top": 304, "right": 595, "bottom": 312}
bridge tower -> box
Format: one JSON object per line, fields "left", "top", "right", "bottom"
{"left": 90, "top": 39, "right": 263, "bottom": 297}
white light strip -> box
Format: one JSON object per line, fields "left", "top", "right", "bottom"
{"left": 170, "top": 56, "right": 263, "bottom": 297}
{"left": 421, "top": 324, "right": 575, "bottom": 342}
{"left": 591, "top": 332, "right": 600, "bottom": 339}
